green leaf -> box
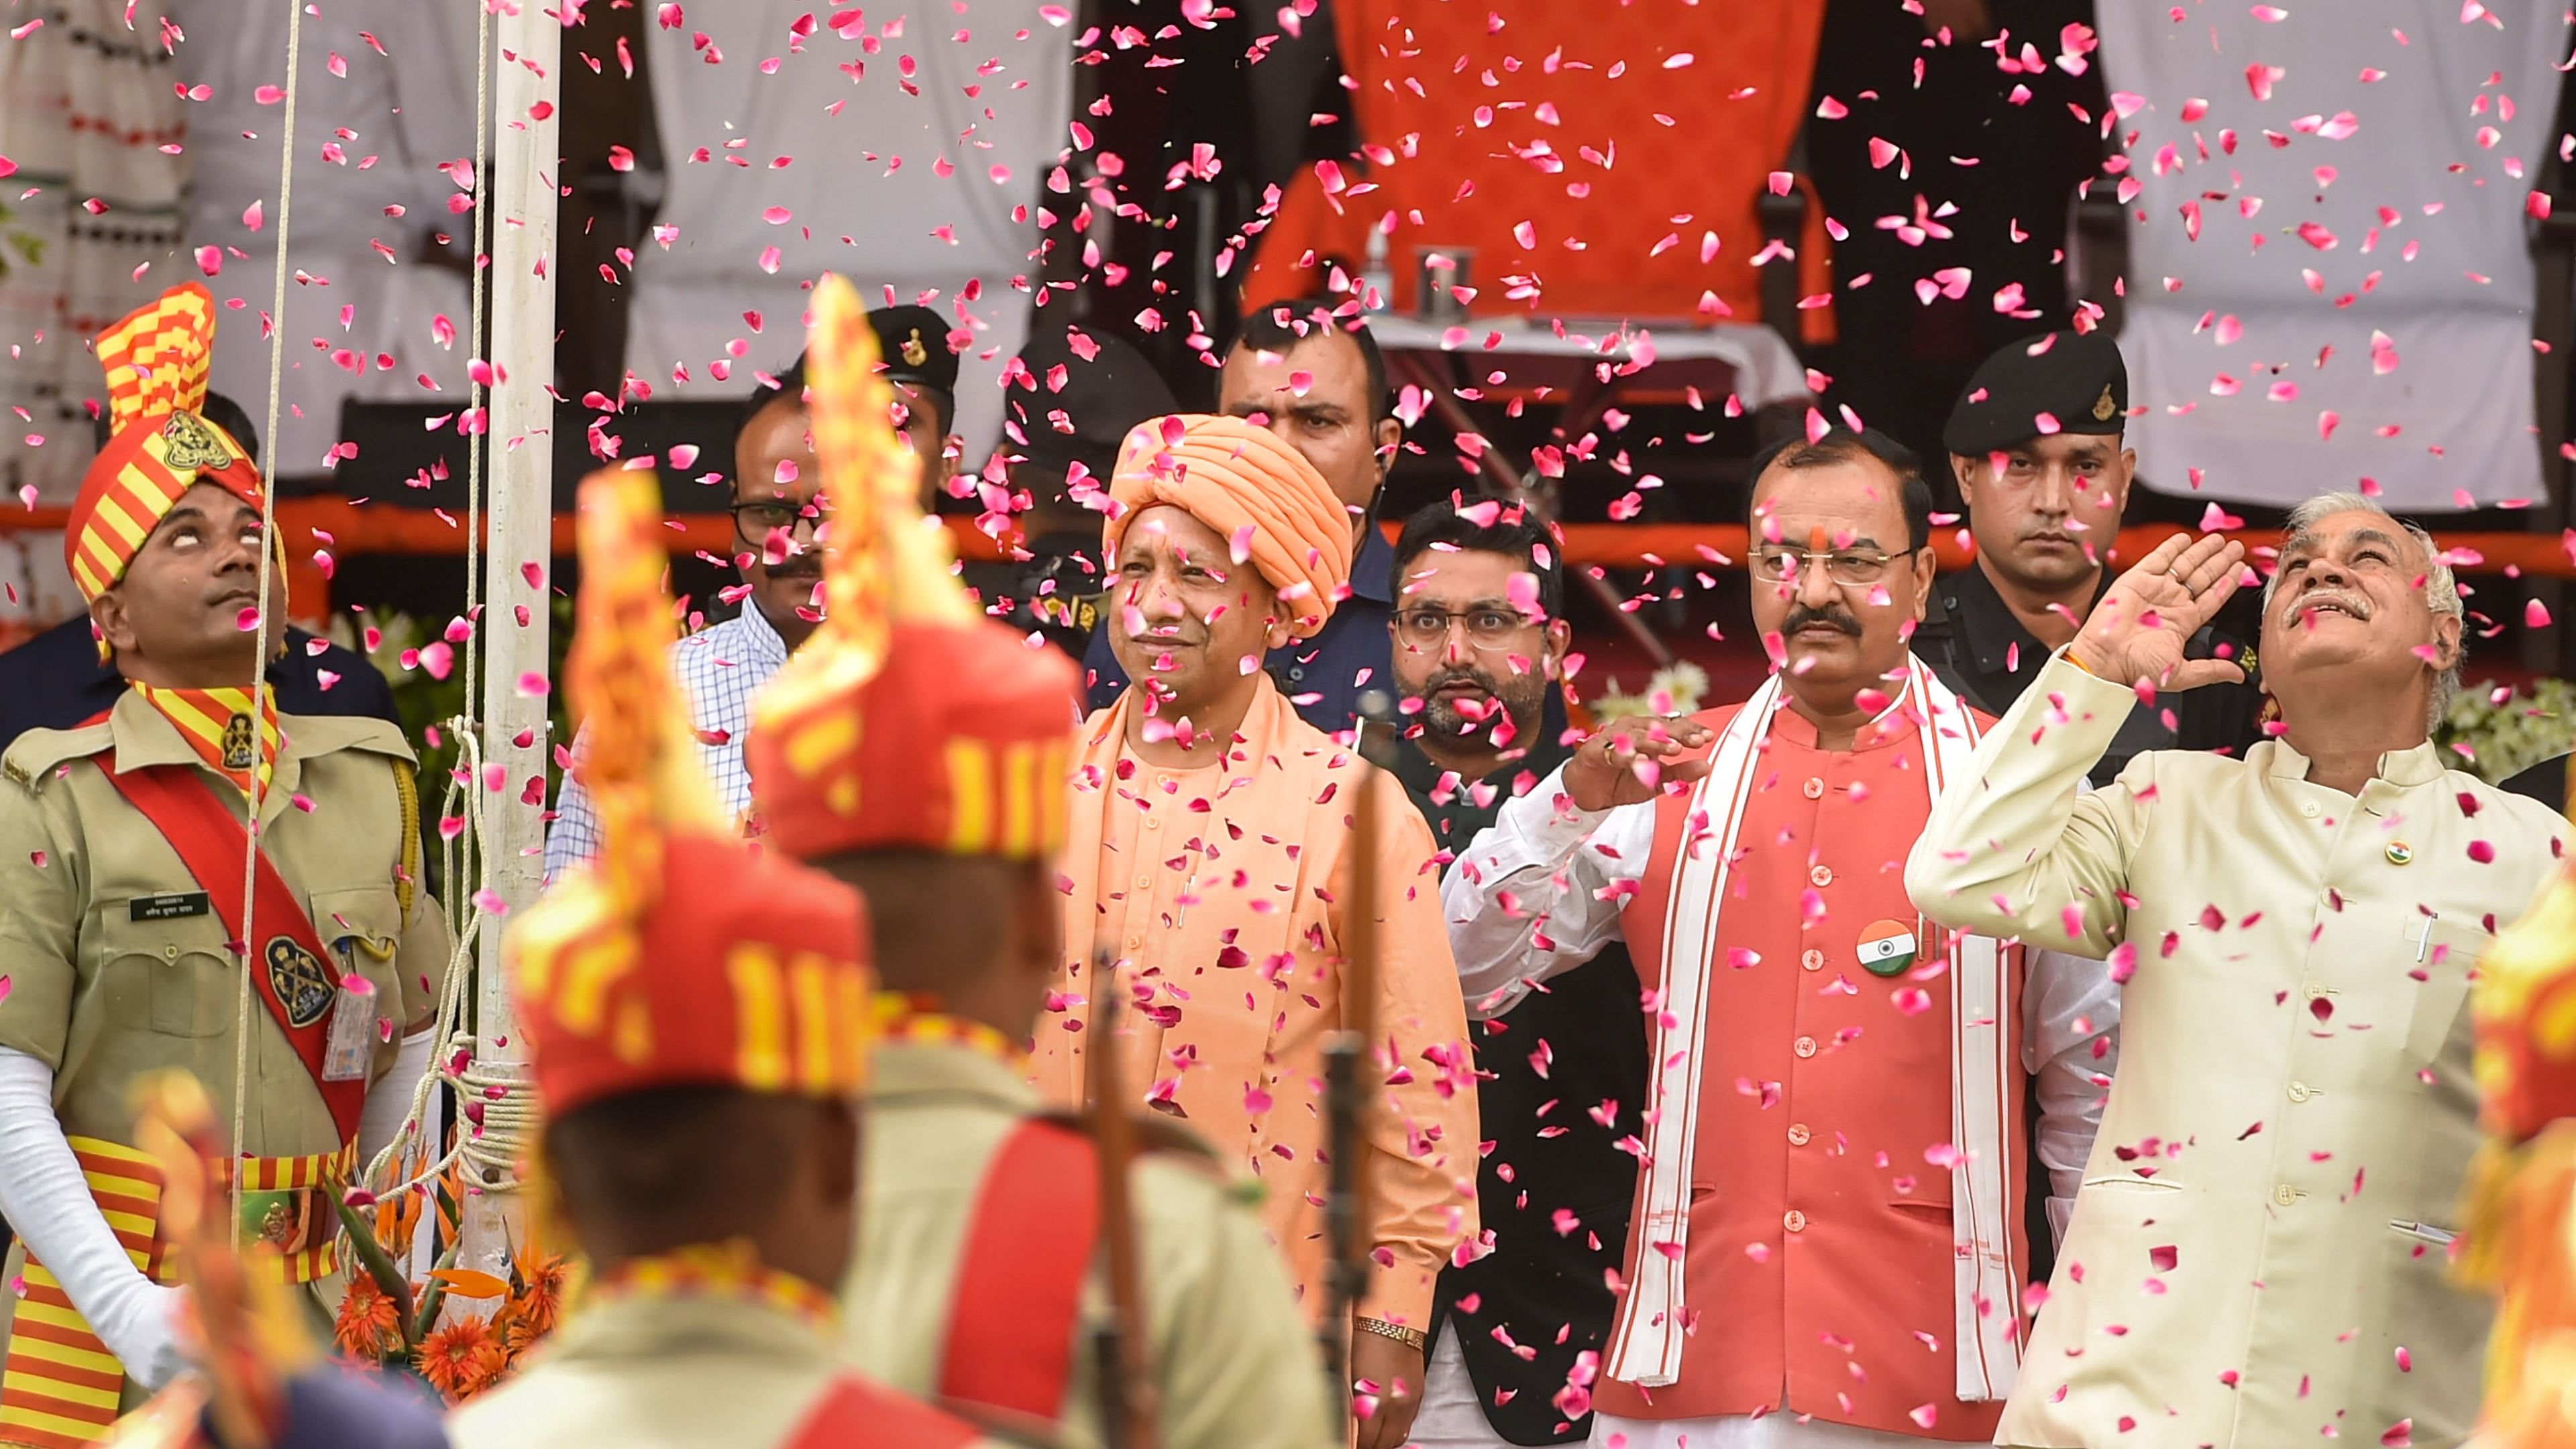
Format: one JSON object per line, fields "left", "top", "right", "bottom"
{"left": 329, "top": 1183, "right": 417, "bottom": 1346}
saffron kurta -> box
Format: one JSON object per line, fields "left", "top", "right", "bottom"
{"left": 1443, "top": 696, "right": 2043, "bottom": 1440}
{"left": 1034, "top": 677, "right": 1479, "bottom": 1330}
{"left": 1906, "top": 651, "right": 2567, "bottom": 1449}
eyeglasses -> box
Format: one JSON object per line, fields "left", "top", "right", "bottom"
{"left": 1749, "top": 547, "right": 1907, "bottom": 586}
{"left": 730, "top": 498, "right": 831, "bottom": 539}
{"left": 1395, "top": 606, "right": 1531, "bottom": 649}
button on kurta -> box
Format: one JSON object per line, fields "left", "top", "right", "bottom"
{"left": 2287, "top": 1080, "right": 2313, "bottom": 1102}
{"left": 1809, "top": 865, "right": 1833, "bottom": 888}
{"left": 2301, "top": 801, "right": 2322, "bottom": 819}
{"left": 1788, "top": 1123, "right": 1812, "bottom": 1146}
{"left": 1783, "top": 1210, "right": 1807, "bottom": 1233}
{"left": 1803, "top": 777, "right": 1825, "bottom": 800}
{"left": 1801, "top": 949, "right": 1824, "bottom": 971}
{"left": 1793, "top": 1035, "right": 1818, "bottom": 1059}
{"left": 2274, "top": 1184, "right": 2300, "bottom": 1207}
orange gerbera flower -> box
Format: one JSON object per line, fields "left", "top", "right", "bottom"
{"left": 416, "top": 1313, "right": 507, "bottom": 1403}
{"left": 508, "top": 1252, "right": 570, "bottom": 1338}
{"left": 331, "top": 1275, "right": 404, "bottom": 1360}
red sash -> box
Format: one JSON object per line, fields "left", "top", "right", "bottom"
{"left": 786, "top": 1372, "right": 981, "bottom": 1449}
{"left": 936, "top": 1120, "right": 1099, "bottom": 1426}
{"left": 99, "top": 762, "right": 366, "bottom": 1146}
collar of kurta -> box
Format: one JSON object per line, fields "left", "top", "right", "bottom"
{"left": 1762, "top": 677, "right": 1941, "bottom": 754}
{"left": 1081, "top": 664, "right": 1299, "bottom": 766}
{"left": 2261, "top": 733, "right": 2447, "bottom": 788}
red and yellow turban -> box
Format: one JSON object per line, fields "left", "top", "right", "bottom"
{"left": 1102, "top": 413, "right": 1352, "bottom": 640}
{"left": 510, "top": 468, "right": 876, "bottom": 1119}
{"left": 66, "top": 282, "right": 265, "bottom": 603}
{"left": 748, "top": 274, "right": 1081, "bottom": 865}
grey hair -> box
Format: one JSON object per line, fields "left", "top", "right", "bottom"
{"left": 2261, "top": 490, "right": 2463, "bottom": 728}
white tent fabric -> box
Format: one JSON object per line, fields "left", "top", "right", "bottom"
{"left": 2100, "top": 0, "right": 2569, "bottom": 511}
{"left": 627, "top": 1, "right": 1071, "bottom": 470}
{"left": 168, "top": 0, "right": 476, "bottom": 478}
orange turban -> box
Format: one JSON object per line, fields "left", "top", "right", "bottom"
{"left": 68, "top": 283, "right": 265, "bottom": 604}
{"left": 1102, "top": 413, "right": 1352, "bottom": 641}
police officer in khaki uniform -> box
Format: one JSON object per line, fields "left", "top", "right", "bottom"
{"left": 747, "top": 276, "right": 1336, "bottom": 1449}
{"left": 448, "top": 465, "right": 993, "bottom": 1449}
{"left": 0, "top": 285, "right": 448, "bottom": 1446}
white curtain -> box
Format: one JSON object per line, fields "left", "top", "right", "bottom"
{"left": 166, "top": 0, "right": 475, "bottom": 478}
{"left": 2101, "top": 0, "right": 2570, "bottom": 511}
{"left": 627, "top": 0, "right": 1071, "bottom": 469}
{"left": 0, "top": 1, "right": 196, "bottom": 628}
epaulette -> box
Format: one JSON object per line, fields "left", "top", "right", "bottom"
{"left": 2, "top": 719, "right": 117, "bottom": 791}
{"left": 281, "top": 712, "right": 419, "bottom": 767}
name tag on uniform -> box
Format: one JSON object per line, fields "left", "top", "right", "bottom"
{"left": 129, "top": 892, "right": 212, "bottom": 922}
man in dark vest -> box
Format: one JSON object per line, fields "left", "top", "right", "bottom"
{"left": 1373, "top": 499, "right": 1646, "bottom": 1449}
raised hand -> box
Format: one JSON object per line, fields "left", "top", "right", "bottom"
{"left": 1563, "top": 714, "right": 1717, "bottom": 812}
{"left": 2067, "top": 532, "right": 2251, "bottom": 694}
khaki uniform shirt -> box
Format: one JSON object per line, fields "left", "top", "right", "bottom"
{"left": 845, "top": 1040, "right": 1340, "bottom": 1449}
{"left": 450, "top": 1293, "right": 999, "bottom": 1449}
{"left": 1907, "top": 653, "right": 2565, "bottom": 1449}
{"left": 0, "top": 690, "right": 448, "bottom": 1154}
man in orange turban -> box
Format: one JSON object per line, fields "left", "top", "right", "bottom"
{"left": 1035, "top": 411, "right": 1479, "bottom": 1448}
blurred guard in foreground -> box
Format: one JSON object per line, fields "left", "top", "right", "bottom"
{"left": 94, "top": 1073, "right": 447, "bottom": 1449}
{"left": 0, "top": 284, "right": 447, "bottom": 1445}
{"left": 446, "top": 466, "right": 992, "bottom": 1448}
{"left": 749, "top": 275, "right": 1331, "bottom": 1448}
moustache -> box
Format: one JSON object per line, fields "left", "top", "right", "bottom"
{"left": 1782, "top": 604, "right": 1862, "bottom": 639}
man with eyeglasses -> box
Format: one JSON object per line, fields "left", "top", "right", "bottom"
{"left": 1444, "top": 428, "right": 2114, "bottom": 1449}
{"left": 1915, "top": 329, "right": 2261, "bottom": 784}
{"left": 1374, "top": 498, "right": 1645, "bottom": 1449}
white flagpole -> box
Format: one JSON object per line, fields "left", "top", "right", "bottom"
{"left": 461, "top": 0, "right": 560, "bottom": 1285}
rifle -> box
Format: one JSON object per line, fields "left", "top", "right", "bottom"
{"left": 1085, "top": 947, "right": 1160, "bottom": 1449}
{"left": 1320, "top": 693, "right": 1398, "bottom": 1426}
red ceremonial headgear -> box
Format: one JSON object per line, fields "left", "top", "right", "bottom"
{"left": 510, "top": 468, "right": 877, "bottom": 1120}
{"left": 748, "top": 276, "right": 1081, "bottom": 864}
{"left": 66, "top": 282, "right": 266, "bottom": 603}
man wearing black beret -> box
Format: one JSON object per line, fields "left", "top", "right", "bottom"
{"left": 866, "top": 302, "right": 961, "bottom": 502}
{"left": 1915, "top": 329, "right": 2263, "bottom": 786}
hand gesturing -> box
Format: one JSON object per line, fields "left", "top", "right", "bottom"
{"left": 2066, "top": 532, "right": 2251, "bottom": 695}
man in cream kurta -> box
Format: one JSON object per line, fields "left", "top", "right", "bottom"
{"left": 1907, "top": 498, "right": 2565, "bottom": 1448}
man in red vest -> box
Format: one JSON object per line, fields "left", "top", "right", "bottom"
{"left": 1442, "top": 427, "right": 2113, "bottom": 1448}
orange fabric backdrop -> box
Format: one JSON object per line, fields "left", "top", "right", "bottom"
{"left": 1242, "top": 0, "right": 1832, "bottom": 327}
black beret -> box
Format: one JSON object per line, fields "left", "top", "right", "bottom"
{"left": 867, "top": 304, "right": 961, "bottom": 398}
{"left": 1008, "top": 326, "right": 1179, "bottom": 478}
{"left": 1942, "top": 329, "right": 2129, "bottom": 458}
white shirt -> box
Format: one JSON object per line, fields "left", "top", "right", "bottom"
{"left": 543, "top": 602, "right": 790, "bottom": 881}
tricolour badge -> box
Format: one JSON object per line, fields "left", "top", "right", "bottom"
{"left": 1858, "top": 919, "right": 1919, "bottom": 977}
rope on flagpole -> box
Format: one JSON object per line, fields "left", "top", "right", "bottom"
{"left": 229, "top": 0, "right": 309, "bottom": 1233}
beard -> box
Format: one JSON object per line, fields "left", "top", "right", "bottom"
{"left": 1417, "top": 664, "right": 1550, "bottom": 746}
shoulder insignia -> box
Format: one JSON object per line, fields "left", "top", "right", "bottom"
{"left": 286, "top": 713, "right": 419, "bottom": 766}
{"left": 3, "top": 721, "right": 116, "bottom": 790}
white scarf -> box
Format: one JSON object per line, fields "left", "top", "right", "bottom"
{"left": 1603, "top": 655, "right": 2024, "bottom": 1403}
